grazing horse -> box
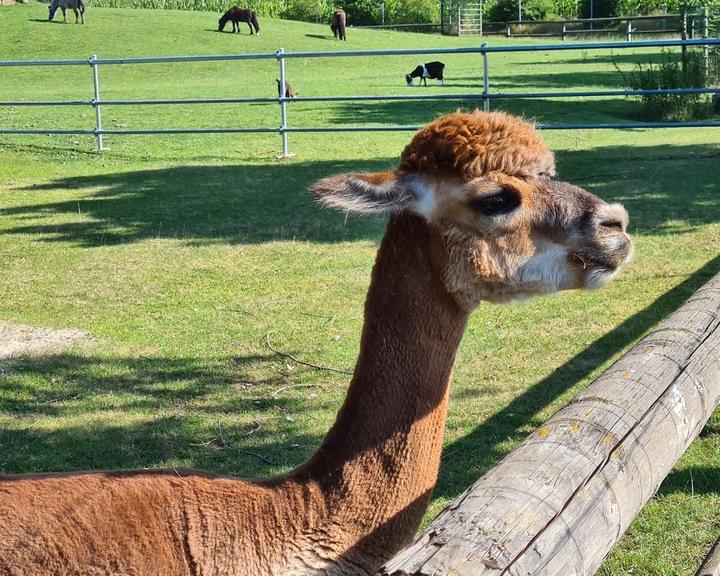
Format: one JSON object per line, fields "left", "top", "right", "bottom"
{"left": 331, "top": 9, "right": 346, "bottom": 40}
{"left": 48, "top": 0, "right": 84, "bottom": 24}
{"left": 218, "top": 6, "right": 260, "bottom": 35}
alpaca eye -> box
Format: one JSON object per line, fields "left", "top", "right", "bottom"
{"left": 471, "top": 189, "right": 520, "bottom": 216}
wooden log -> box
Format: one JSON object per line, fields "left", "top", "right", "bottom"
{"left": 695, "top": 536, "right": 720, "bottom": 576}
{"left": 381, "top": 271, "right": 720, "bottom": 576}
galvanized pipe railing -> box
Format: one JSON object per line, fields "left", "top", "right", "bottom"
{"left": 1, "top": 38, "right": 719, "bottom": 155}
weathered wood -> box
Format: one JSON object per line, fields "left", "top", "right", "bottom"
{"left": 695, "top": 536, "right": 720, "bottom": 576}
{"left": 381, "top": 271, "right": 720, "bottom": 576}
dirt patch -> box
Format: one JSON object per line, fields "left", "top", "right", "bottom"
{"left": 0, "top": 322, "right": 90, "bottom": 360}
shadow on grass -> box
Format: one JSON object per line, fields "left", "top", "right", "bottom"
{"left": 518, "top": 51, "right": 670, "bottom": 67}
{"left": 4, "top": 158, "right": 396, "bottom": 246}
{"left": 0, "top": 352, "right": 325, "bottom": 476}
{"left": 326, "top": 97, "right": 637, "bottom": 127}
{"left": 5, "top": 141, "right": 717, "bottom": 246}
{"left": 434, "top": 253, "right": 720, "bottom": 500}
{"left": 490, "top": 70, "right": 630, "bottom": 90}
{"left": 658, "top": 465, "right": 720, "bottom": 497}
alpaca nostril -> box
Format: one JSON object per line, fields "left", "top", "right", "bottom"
{"left": 600, "top": 219, "right": 625, "bottom": 233}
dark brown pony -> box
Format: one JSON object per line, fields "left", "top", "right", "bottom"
{"left": 330, "top": 9, "right": 346, "bottom": 40}
{"left": 218, "top": 6, "right": 260, "bottom": 35}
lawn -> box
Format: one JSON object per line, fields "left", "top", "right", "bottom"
{"left": 1, "top": 3, "right": 719, "bottom": 574}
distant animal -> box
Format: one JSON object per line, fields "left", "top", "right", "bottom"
{"left": 48, "top": 0, "right": 84, "bottom": 24}
{"left": 406, "top": 61, "right": 445, "bottom": 87}
{"left": 218, "top": 6, "right": 260, "bottom": 35}
{"left": 276, "top": 79, "right": 299, "bottom": 98}
{"left": 713, "top": 93, "right": 720, "bottom": 113}
{"left": 331, "top": 9, "right": 346, "bottom": 41}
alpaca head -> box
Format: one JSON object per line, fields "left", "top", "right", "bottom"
{"left": 310, "top": 111, "right": 633, "bottom": 309}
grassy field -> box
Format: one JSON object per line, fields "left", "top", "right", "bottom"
{"left": 1, "top": 3, "right": 719, "bottom": 574}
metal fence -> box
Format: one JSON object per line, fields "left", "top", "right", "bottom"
{"left": 1, "top": 38, "right": 719, "bottom": 157}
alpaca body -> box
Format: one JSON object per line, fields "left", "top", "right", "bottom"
{"left": 48, "top": 0, "right": 84, "bottom": 24}
{"left": 0, "top": 111, "right": 632, "bottom": 575}
{"left": 331, "top": 9, "right": 347, "bottom": 40}
{"left": 218, "top": 6, "right": 260, "bottom": 34}
{"left": 0, "top": 214, "right": 466, "bottom": 575}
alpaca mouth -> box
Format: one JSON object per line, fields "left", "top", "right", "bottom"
{"left": 573, "top": 235, "right": 633, "bottom": 273}
{"left": 572, "top": 251, "right": 619, "bottom": 272}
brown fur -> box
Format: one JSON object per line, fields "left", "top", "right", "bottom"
{"left": 331, "top": 9, "right": 347, "bottom": 40}
{"left": 277, "top": 79, "right": 299, "bottom": 98}
{"left": 0, "top": 111, "right": 633, "bottom": 576}
{"left": 399, "top": 110, "right": 555, "bottom": 179}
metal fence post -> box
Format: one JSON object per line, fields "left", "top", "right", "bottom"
{"left": 626, "top": 20, "right": 633, "bottom": 42}
{"left": 703, "top": 7, "right": 710, "bottom": 83}
{"left": 276, "top": 48, "right": 294, "bottom": 159}
{"left": 481, "top": 42, "right": 490, "bottom": 112}
{"left": 681, "top": 7, "right": 689, "bottom": 73}
{"left": 89, "top": 54, "right": 105, "bottom": 152}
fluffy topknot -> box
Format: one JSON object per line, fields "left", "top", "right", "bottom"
{"left": 398, "top": 111, "right": 555, "bottom": 180}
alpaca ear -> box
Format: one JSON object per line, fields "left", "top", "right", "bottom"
{"left": 309, "top": 171, "right": 425, "bottom": 215}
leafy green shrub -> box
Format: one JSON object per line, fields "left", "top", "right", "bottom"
{"left": 553, "top": 0, "right": 580, "bottom": 18}
{"left": 579, "top": 0, "right": 619, "bottom": 18}
{"left": 617, "top": 0, "right": 720, "bottom": 15}
{"left": 334, "top": 0, "right": 379, "bottom": 24}
{"left": 282, "top": 0, "right": 333, "bottom": 22}
{"left": 488, "top": 0, "right": 563, "bottom": 21}
{"left": 624, "top": 49, "right": 712, "bottom": 120}
{"left": 385, "top": 0, "right": 439, "bottom": 24}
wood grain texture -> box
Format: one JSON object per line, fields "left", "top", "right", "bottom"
{"left": 695, "top": 536, "right": 720, "bottom": 576}
{"left": 380, "top": 271, "right": 720, "bottom": 576}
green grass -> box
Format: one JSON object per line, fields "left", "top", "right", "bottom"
{"left": 1, "top": 4, "right": 719, "bottom": 574}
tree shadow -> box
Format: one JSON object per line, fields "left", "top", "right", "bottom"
{"left": 434, "top": 253, "right": 720, "bottom": 500}
{"left": 2, "top": 142, "right": 718, "bottom": 246}
{"left": 490, "top": 70, "right": 629, "bottom": 90}
{"left": 327, "top": 97, "right": 635, "bottom": 129}
{"left": 519, "top": 51, "right": 671, "bottom": 67}
{"left": 0, "top": 352, "right": 325, "bottom": 476}
{"left": 2, "top": 158, "right": 396, "bottom": 246}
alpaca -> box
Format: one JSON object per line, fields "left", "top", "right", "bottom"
{"left": 48, "top": 0, "right": 84, "bottom": 24}
{"left": 0, "top": 111, "right": 632, "bottom": 576}
{"left": 331, "top": 9, "right": 346, "bottom": 40}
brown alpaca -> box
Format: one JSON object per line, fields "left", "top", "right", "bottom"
{"left": 0, "top": 111, "right": 632, "bottom": 576}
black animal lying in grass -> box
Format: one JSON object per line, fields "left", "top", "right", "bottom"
{"left": 405, "top": 61, "right": 445, "bottom": 87}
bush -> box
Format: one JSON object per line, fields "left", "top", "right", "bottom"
{"left": 385, "top": 0, "right": 439, "bottom": 24}
{"left": 282, "top": 0, "right": 333, "bottom": 22}
{"left": 488, "top": 0, "right": 564, "bottom": 21}
{"left": 624, "top": 49, "right": 713, "bottom": 121}
{"left": 579, "top": 0, "right": 619, "bottom": 18}
{"left": 617, "top": 0, "right": 720, "bottom": 15}
{"left": 335, "top": 0, "right": 379, "bottom": 24}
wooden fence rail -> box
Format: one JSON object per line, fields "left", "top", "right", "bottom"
{"left": 380, "top": 270, "right": 720, "bottom": 576}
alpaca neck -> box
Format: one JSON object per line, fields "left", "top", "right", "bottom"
{"left": 297, "top": 213, "right": 469, "bottom": 566}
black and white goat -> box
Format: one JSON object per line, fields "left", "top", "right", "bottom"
{"left": 405, "top": 61, "right": 445, "bottom": 87}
